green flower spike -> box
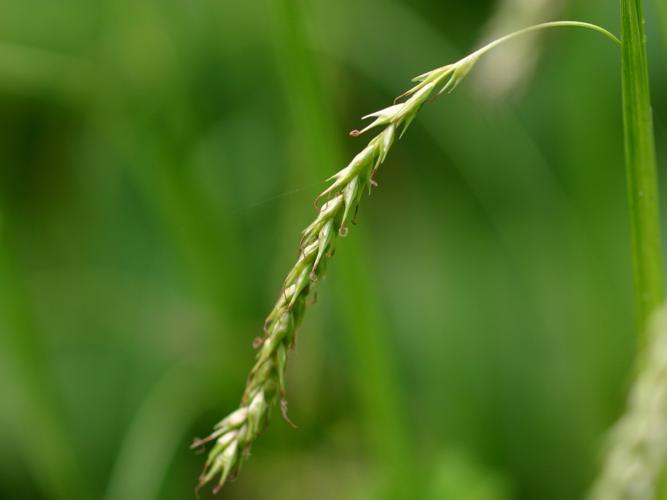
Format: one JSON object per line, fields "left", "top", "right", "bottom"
{"left": 193, "top": 20, "right": 619, "bottom": 494}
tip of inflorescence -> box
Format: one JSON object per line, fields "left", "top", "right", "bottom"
{"left": 280, "top": 398, "right": 299, "bottom": 429}
{"left": 191, "top": 433, "right": 217, "bottom": 450}
{"left": 191, "top": 437, "right": 205, "bottom": 450}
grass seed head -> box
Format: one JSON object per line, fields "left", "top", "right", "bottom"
{"left": 194, "top": 20, "right": 619, "bottom": 493}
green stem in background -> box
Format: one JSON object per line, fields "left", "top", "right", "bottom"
{"left": 104, "top": 368, "right": 204, "bottom": 500}
{"left": 270, "top": 5, "right": 415, "bottom": 499}
{"left": 0, "top": 220, "right": 91, "bottom": 500}
{"left": 620, "top": 0, "right": 664, "bottom": 337}
{"left": 272, "top": 1, "right": 415, "bottom": 498}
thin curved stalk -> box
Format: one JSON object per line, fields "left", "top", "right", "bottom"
{"left": 473, "top": 21, "right": 620, "bottom": 56}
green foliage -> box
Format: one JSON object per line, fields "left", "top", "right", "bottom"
{"left": 0, "top": 1, "right": 663, "bottom": 499}
{"left": 620, "top": 0, "right": 664, "bottom": 335}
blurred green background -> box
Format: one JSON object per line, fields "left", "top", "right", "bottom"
{"left": 1, "top": 0, "right": 666, "bottom": 499}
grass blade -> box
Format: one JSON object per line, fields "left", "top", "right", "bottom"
{"left": 620, "top": 0, "right": 664, "bottom": 336}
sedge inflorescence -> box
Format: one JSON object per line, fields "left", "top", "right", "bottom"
{"left": 192, "top": 56, "right": 478, "bottom": 494}
{"left": 193, "top": 20, "right": 620, "bottom": 493}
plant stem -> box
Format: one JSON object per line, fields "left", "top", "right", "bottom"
{"left": 620, "top": 0, "right": 664, "bottom": 336}
{"left": 473, "top": 21, "right": 620, "bottom": 58}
